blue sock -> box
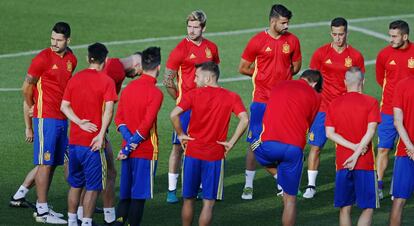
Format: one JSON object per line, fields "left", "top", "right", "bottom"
{"left": 378, "top": 180, "right": 384, "bottom": 190}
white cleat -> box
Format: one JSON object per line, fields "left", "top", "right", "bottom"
{"left": 303, "top": 186, "right": 316, "bottom": 199}
{"left": 35, "top": 213, "right": 67, "bottom": 224}
{"left": 33, "top": 208, "right": 64, "bottom": 218}
{"left": 378, "top": 189, "right": 384, "bottom": 200}
{"left": 241, "top": 187, "right": 253, "bottom": 200}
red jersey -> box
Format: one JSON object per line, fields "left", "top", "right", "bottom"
{"left": 63, "top": 69, "right": 117, "bottom": 147}
{"left": 325, "top": 92, "right": 381, "bottom": 170}
{"left": 260, "top": 79, "right": 320, "bottom": 149}
{"left": 166, "top": 38, "right": 220, "bottom": 104}
{"left": 241, "top": 31, "right": 302, "bottom": 103}
{"left": 28, "top": 48, "right": 77, "bottom": 119}
{"left": 178, "top": 86, "right": 246, "bottom": 161}
{"left": 376, "top": 42, "right": 414, "bottom": 114}
{"left": 115, "top": 74, "right": 163, "bottom": 160}
{"left": 102, "top": 58, "right": 125, "bottom": 94}
{"left": 310, "top": 43, "right": 365, "bottom": 112}
{"left": 393, "top": 76, "right": 414, "bottom": 157}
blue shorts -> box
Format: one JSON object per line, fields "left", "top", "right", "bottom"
{"left": 182, "top": 156, "right": 224, "bottom": 200}
{"left": 33, "top": 118, "right": 68, "bottom": 166}
{"left": 246, "top": 102, "right": 267, "bottom": 144}
{"left": 172, "top": 110, "right": 191, "bottom": 144}
{"left": 334, "top": 169, "right": 379, "bottom": 209}
{"left": 254, "top": 141, "right": 303, "bottom": 196}
{"left": 67, "top": 145, "right": 107, "bottom": 191}
{"left": 119, "top": 158, "right": 157, "bottom": 200}
{"left": 378, "top": 113, "right": 398, "bottom": 149}
{"left": 308, "top": 112, "right": 328, "bottom": 148}
{"left": 391, "top": 157, "right": 414, "bottom": 199}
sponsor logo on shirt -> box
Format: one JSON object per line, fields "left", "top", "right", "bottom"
{"left": 389, "top": 60, "right": 396, "bottom": 65}
{"left": 325, "top": 59, "right": 332, "bottom": 64}
{"left": 189, "top": 53, "right": 196, "bottom": 59}
{"left": 344, "top": 56, "right": 352, "bottom": 67}
{"left": 265, "top": 46, "right": 272, "bottom": 52}
{"left": 408, "top": 57, "right": 414, "bottom": 69}
{"left": 205, "top": 47, "right": 212, "bottom": 58}
{"left": 282, "top": 43, "right": 290, "bottom": 54}
{"left": 67, "top": 61, "right": 73, "bottom": 72}
{"left": 52, "top": 64, "right": 58, "bottom": 70}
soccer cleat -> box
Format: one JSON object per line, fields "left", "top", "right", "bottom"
{"left": 378, "top": 189, "right": 384, "bottom": 200}
{"left": 33, "top": 208, "right": 64, "bottom": 218}
{"left": 104, "top": 220, "right": 115, "bottom": 225}
{"left": 303, "top": 186, "right": 316, "bottom": 199}
{"left": 35, "top": 212, "right": 67, "bottom": 224}
{"left": 276, "top": 189, "right": 284, "bottom": 197}
{"left": 9, "top": 196, "right": 35, "bottom": 209}
{"left": 94, "top": 206, "right": 104, "bottom": 214}
{"left": 196, "top": 188, "right": 203, "bottom": 200}
{"left": 241, "top": 187, "right": 253, "bottom": 200}
{"left": 166, "top": 190, "right": 179, "bottom": 203}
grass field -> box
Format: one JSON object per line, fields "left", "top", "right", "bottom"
{"left": 1, "top": 0, "right": 414, "bottom": 225}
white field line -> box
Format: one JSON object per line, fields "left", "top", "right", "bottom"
{"left": 0, "top": 14, "right": 407, "bottom": 91}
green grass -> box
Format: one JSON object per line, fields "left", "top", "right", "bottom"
{"left": 1, "top": 0, "right": 413, "bottom": 225}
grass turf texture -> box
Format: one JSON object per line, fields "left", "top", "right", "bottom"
{"left": 0, "top": 0, "right": 413, "bottom": 225}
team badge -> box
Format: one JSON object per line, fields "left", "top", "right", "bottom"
{"left": 44, "top": 151, "right": 51, "bottom": 161}
{"left": 344, "top": 56, "right": 352, "bottom": 67}
{"left": 205, "top": 47, "right": 212, "bottom": 58}
{"left": 248, "top": 131, "right": 252, "bottom": 139}
{"left": 325, "top": 59, "right": 332, "bottom": 64}
{"left": 408, "top": 57, "right": 414, "bottom": 69}
{"left": 189, "top": 53, "right": 196, "bottom": 59}
{"left": 282, "top": 43, "right": 290, "bottom": 53}
{"left": 67, "top": 61, "right": 73, "bottom": 72}
{"left": 309, "top": 132, "right": 314, "bottom": 142}
{"left": 389, "top": 60, "right": 396, "bottom": 65}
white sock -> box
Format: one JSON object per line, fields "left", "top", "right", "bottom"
{"left": 104, "top": 207, "right": 115, "bottom": 223}
{"left": 244, "top": 170, "right": 256, "bottom": 188}
{"left": 68, "top": 213, "right": 77, "bottom": 226}
{"left": 168, "top": 173, "right": 179, "bottom": 191}
{"left": 81, "top": 218, "right": 92, "bottom": 226}
{"left": 13, "top": 185, "right": 29, "bottom": 199}
{"left": 77, "top": 206, "right": 83, "bottom": 220}
{"left": 273, "top": 174, "right": 278, "bottom": 180}
{"left": 36, "top": 202, "right": 48, "bottom": 215}
{"left": 199, "top": 184, "right": 203, "bottom": 189}
{"left": 307, "top": 170, "right": 318, "bottom": 187}
{"left": 273, "top": 174, "right": 282, "bottom": 190}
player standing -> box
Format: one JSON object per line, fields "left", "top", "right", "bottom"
{"left": 113, "top": 47, "right": 163, "bottom": 226}
{"left": 303, "top": 17, "right": 365, "bottom": 199}
{"left": 253, "top": 70, "right": 322, "bottom": 226}
{"left": 170, "top": 62, "right": 248, "bottom": 226}
{"left": 61, "top": 43, "right": 117, "bottom": 226}
{"left": 375, "top": 20, "right": 414, "bottom": 199}
{"left": 325, "top": 67, "right": 380, "bottom": 226}
{"left": 163, "top": 10, "right": 220, "bottom": 203}
{"left": 239, "top": 4, "right": 302, "bottom": 199}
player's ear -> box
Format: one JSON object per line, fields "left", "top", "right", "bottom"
{"left": 202, "top": 26, "right": 206, "bottom": 33}
{"left": 403, "top": 33, "right": 408, "bottom": 41}
{"left": 66, "top": 37, "right": 71, "bottom": 45}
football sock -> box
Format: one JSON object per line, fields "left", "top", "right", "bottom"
{"left": 81, "top": 218, "right": 92, "bottom": 226}
{"left": 244, "top": 170, "right": 256, "bottom": 188}
{"left": 128, "top": 199, "right": 145, "bottom": 226}
{"left": 116, "top": 199, "right": 131, "bottom": 224}
{"left": 378, "top": 180, "right": 384, "bottom": 190}
{"left": 168, "top": 173, "right": 179, "bottom": 191}
{"left": 77, "top": 206, "right": 83, "bottom": 220}
{"left": 36, "top": 202, "right": 48, "bottom": 215}
{"left": 68, "top": 212, "right": 77, "bottom": 226}
{"left": 307, "top": 170, "right": 318, "bottom": 187}
{"left": 104, "top": 207, "right": 116, "bottom": 223}
{"left": 13, "top": 185, "right": 29, "bottom": 200}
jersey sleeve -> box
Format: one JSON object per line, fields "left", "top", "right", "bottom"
{"left": 177, "top": 90, "right": 193, "bottom": 111}
{"left": 375, "top": 50, "right": 386, "bottom": 87}
{"left": 62, "top": 79, "right": 73, "bottom": 102}
{"left": 393, "top": 80, "right": 405, "bottom": 109}
{"left": 325, "top": 101, "right": 335, "bottom": 127}
{"left": 213, "top": 44, "right": 220, "bottom": 64}
{"left": 232, "top": 93, "right": 247, "bottom": 115}
{"left": 356, "top": 51, "right": 366, "bottom": 73}
{"left": 114, "top": 89, "right": 126, "bottom": 127}
{"left": 291, "top": 36, "right": 302, "bottom": 63}
{"left": 166, "top": 44, "right": 184, "bottom": 71}
{"left": 368, "top": 98, "right": 381, "bottom": 123}
{"left": 241, "top": 36, "right": 259, "bottom": 63}
{"left": 27, "top": 54, "right": 47, "bottom": 78}
{"left": 309, "top": 48, "right": 322, "bottom": 70}
{"left": 136, "top": 90, "right": 164, "bottom": 138}
{"left": 104, "top": 79, "right": 118, "bottom": 102}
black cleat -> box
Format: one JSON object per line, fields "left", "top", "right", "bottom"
{"left": 9, "top": 196, "right": 36, "bottom": 209}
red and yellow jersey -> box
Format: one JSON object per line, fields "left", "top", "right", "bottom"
{"left": 28, "top": 48, "right": 77, "bottom": 119}
{"left": 376, "top": 42, "right": 414, "bottom": 114}
{"left": 178, "top": 86, "right": 246, "bottom": 161}
{"left": 310, "top": 43, "right": 365, "bottom": 112}
{"left": 102, "top": 58, "right": 126, "bottom": 95}
{"left": 325, "top": 92, "right": 381, "bottom": 170}
{"left": 166, "top": 38, "right": 220, "bottom": 104}
{"left": 241, "top": 31, "right": 302, "bottom": 103}
{"left": 260, "top": 79, "right": 320, "bottom": 149}
{"left": 115, "top": 74, "right": 163, "bottom": 160}
{"left": 393, "top": 76, "right": 414, "bottom": 157}
{"left": 63, "top": 69, "right": 117, "bottom": 147}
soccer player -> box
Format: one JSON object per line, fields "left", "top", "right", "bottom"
{"left": 163, "top": 10, "right": 220, "bottom": 203}
{"left": 170, "top": 62, "right": 248, "bottom": 226}
{"left": 61, "top": 42, "right": 117, "bottom": 226}
{"left": 239, "top": 4, "right": 302, "bottom": 199}
{"left": 20, "top": 22, "right": 77, "bottom": 224}
{"left": 113, "top": 47, "right": 163, "bottom": 226}
{"left": 389, "top": 76, "right": 414, "bottom": 226}
{"left": 253, "top": 70, "right": 322, "bottom": 226}
{"left": 375, "top": 20, "right": 414, "bottom": 199}
{"left": 303, "top": 17, "right": 365, "bottom": 199}
{"left": 325, "top": 67, "right": 380, "bottom": 226}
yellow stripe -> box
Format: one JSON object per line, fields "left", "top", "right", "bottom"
{"left": 37, "top": 78, "right": 43, "bottom": 118}
{"left": 150, "top": 124, "right": 159, "bottom": 160}
{"left": 395, "top": 139, "right": 401, "bottom": 156}
{"left": 251, "top": 59, "right": 258, "bottom": 101}
{"left": 371, "top": 145, "right": 376, "bottom": 171}
{"left": 379, "top": 74, "right": 387, "bottom": 109}
{"left": 374, "top": 172, "right": 380, "bottom": 208}
{"left": 176, "top": 67, "right": 183, "bottom": 104}
{"left": 216, "top": 159, "right": 225, "bottom": 200}
{"left": 100, "top": 149, "right": 107, "bottom": 190}
{"left": 150, "top": 160, "right": 155, "bottom": 199}
{"left": 38, "top": 118, "right": 44, "bottom": 164}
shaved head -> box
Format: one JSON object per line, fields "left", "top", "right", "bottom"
{"left": 345, "top": 67, "right": 364, "bottom": 90}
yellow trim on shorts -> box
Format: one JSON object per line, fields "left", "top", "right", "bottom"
{"left": 216, "top": 159, "right": 225, "bottom": 200}
{"left": 150, "top": 160, "right": 155, "bottom": 199}
{"left": 100, "top": 149, "right": 107, "bottom": 190}
{"left": 38, "top": 118, "right": 44, "bottom": 164}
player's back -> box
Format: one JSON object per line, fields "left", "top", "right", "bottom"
{"left": 103, "top": 58, "right": 125, "bottom": 93}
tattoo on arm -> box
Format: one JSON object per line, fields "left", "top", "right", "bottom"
{"left": 25, "top": 74, "right": 39, "bottom": 84}
{"left": 163, "top": 69, "right": 178, "bottom": 88}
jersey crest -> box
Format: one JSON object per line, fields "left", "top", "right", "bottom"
{"left": 205, "top": 47, "right": 212, "bottom": 59}
{"left": 67, "top": 60, "right": 73, "bottom": 72}
{"left": 344, "top": 56, "right": 352, "bottom": 67}
{"left": 408, "top": 57, "right": 414, "bottom": 69}
{"left": 282, "top": 43, "right": 290, "bottom": 54}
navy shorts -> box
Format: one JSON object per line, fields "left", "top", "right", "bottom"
{"left": 307, "top": 112, "right": 328, "bottom": 148}
{"left": 246, "top": 102, "right": 266, "bottom": 144}
{"left": 377, "top": 113, "right": 398, "bottom": 149}
{"left": 172, "top": 110, "right": 191, "bottom": 144}
{"left": 391, "top": 157, "right": 414, "bottom": 199}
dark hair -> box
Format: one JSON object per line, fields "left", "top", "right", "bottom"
{"left": 389, "top": 20, "right": 409, "bottom": 35}
{"left": 142, "top": 47, "right": 161, "bottom": 70}
{"left": 87, "top": 42, "right": 108, "bottom": 64}
{"left": 187, "top": 10, "right": 207, "bottom": 28}
{"left": 52, "top": 22, "right": 71, "bottom": 38}
{"left": 331, "top": 17, "right": 348, "bottom": 31}
{"left": 195, "top": 61, "right": 220, "bottom": 80}
{"left": 269, "top": 4, "right": 292, "bottom": 21}
{"left": 300, "top": 69, "right": 323, "bottom": 93}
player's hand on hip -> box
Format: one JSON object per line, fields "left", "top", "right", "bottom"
{"left": 116, "top": 150, "right": 128, "bottom": 160}
{"left": 25, "top": 128, "right": 34, "bottom": 143}
{"left": 79, "top": 119, "right": 98, "bottom": 133}
{"left": 217, "top": 141, "right": 234, "bottom": 155}
{"left": 406, "top": 146, "right": 414, "bottom": 160}
{"left": 90, "top": 135, "right": 104, "bottom": 151}
{"left": 178, "top": 134, "right": 194, "bottom": 150}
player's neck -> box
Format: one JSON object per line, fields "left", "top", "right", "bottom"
{"left": 332, "top": 43, "right": 347, "bottom": 53}
{"left": 89, "top": 63, "right": 104, "bottom": 71}
{"left": 188, "top": 37, "right": 203, "bottom": 46}
{"left": 397, "top": 40, "right": 409, "bottom": 50}
{"left": 268, "top": 29, "right": 282, "bottom": 39}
